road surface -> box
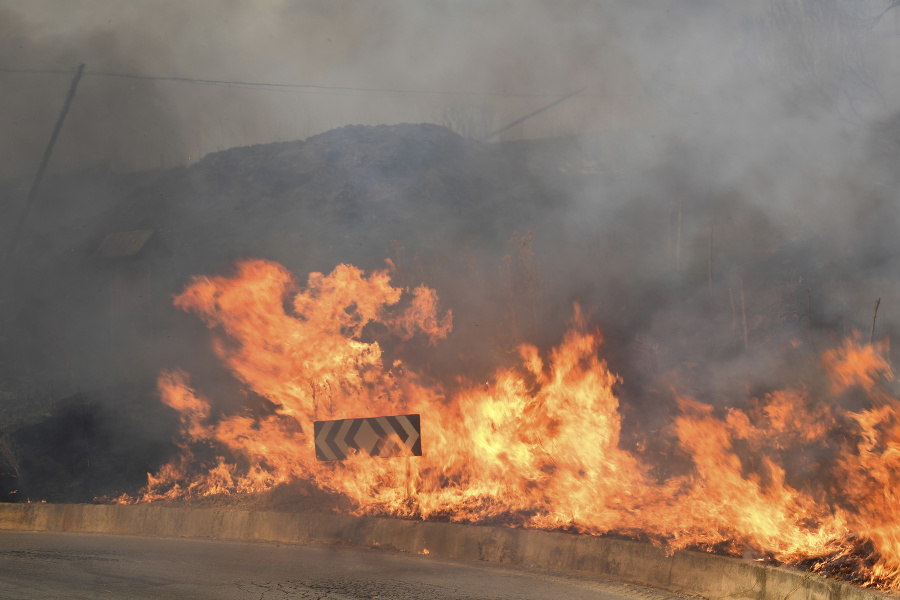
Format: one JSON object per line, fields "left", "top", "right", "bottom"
{"left": 0, "top": 530, "right": 692, "bottom": 600}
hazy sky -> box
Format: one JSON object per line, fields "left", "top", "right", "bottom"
{"left": 0, "top": 1, "right": 634, "bottom": 174}
{"left": 1, "top": 1, "right": 899, "bottom": 176}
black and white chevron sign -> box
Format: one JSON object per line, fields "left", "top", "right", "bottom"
{"left": 314, "top": 413, "right": 422, "bottom": 461}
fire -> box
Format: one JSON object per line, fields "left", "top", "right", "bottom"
{"left": 823, "top": 334, "right": 893, "bottom": 395}
{"left": 667, "top": 396, "right": 846, "bottom": 558}
{"left": 125, "top": 258, "right": 900, "bottom": 589}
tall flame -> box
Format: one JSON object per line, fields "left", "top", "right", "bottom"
{"left": 126, "top": 258, "right": 900, "bottom": 589}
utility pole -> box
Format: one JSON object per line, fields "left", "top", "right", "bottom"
{"left": 6, "top": 63, "right": 86, "bottom": 260}
{"left": 870, "top": 298, "right": 881, "bottom": 344}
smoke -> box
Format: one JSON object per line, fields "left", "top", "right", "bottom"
{"left": 0, "top": 0, "right": 642, "bottom": 174}
{"left": 2, "top": 0, "right": 900, "bottom": 506}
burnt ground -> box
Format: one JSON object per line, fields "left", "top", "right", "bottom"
{"left": 0, "top": 388, "right": 177, "bottom": 503}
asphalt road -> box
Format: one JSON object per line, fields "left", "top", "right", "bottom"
{"left": 0, "top": 530, "right": 691, "bottom": 600}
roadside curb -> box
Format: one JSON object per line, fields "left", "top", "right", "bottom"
{"left": 0, "top": 503, "right": 885, "bottom": 600}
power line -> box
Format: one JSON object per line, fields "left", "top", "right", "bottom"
{"left": 481, "top": 88, "right": 585, "bottom": 141}
{"left": 0, "top": 67, "right": 75, "bottom": 75}
{"left": 0, "top": 66, "right": 588, "bottom": 99}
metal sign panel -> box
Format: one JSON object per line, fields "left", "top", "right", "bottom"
{"left": 314, "top": 414, "right": 421, "bottom": 461}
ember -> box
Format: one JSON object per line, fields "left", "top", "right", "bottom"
{"left": 121, "top": 257, "right": 900, "bottom": 590}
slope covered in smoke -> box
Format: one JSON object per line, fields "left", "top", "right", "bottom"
{"left": 2, "top": 112, "right": 899, "bottom": 502}
{"left": 0, "top": 123, "right": 554, "bottom": 500}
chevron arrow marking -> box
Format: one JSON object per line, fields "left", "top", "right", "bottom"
{"left": 314, "top": 420, "right": 338, "bottom": 461}
{"left": 334, "top": 418, "right": 354, "bottom": 458}
{"left": 353, "top": 419, "right": 381, "bottom": 455}
{"left": 396, "top": 414, "right": 420, "bottom": 452}
{"left": 314, "top": 413, "right": 422, "bottom": 461}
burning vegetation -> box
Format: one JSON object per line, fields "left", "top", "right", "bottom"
{"left": 99, "top": 252, "right": 900, "bottom": 590}
{"left": 2, "top": 121, "right": 900, "bottom": 591}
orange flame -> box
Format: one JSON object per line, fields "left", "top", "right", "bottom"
{"left": 823, "top": 334, "right": 893, "bottom": 395}
{"left": 126, "top": 258, "right": 900, "bottom": 589}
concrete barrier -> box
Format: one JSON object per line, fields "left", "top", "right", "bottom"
{"left": 0, "top": 503, "right": 887, "bottom": 600}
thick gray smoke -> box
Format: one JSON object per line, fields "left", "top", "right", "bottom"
{"left": 2, "top": 1, "right": 900, "bottom": 502}
{"left": 0, "top": 0, "right": 634, "bottom": 174}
